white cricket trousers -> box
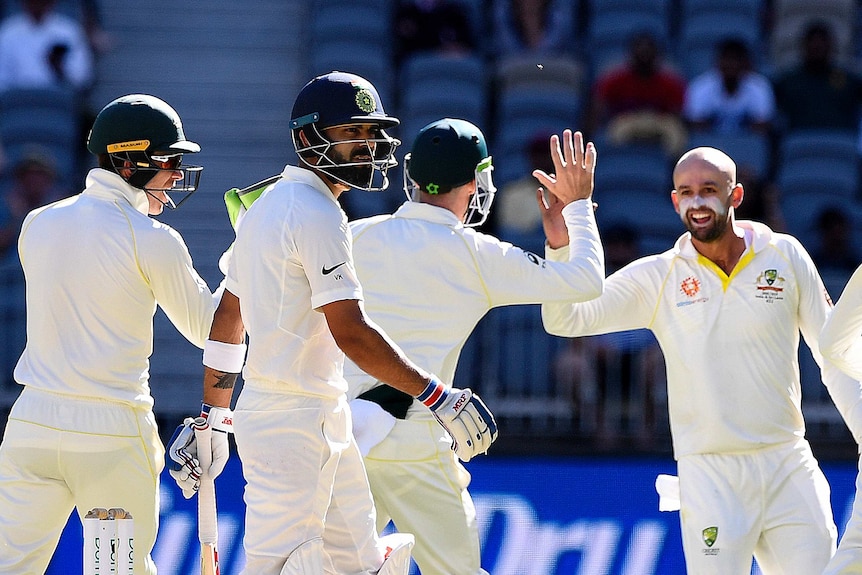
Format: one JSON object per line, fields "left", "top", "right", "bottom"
{"left": 0, "top": 387, "right": 163, "bottom": 575}
{"left": 233, "top": 386, "right": 387, "bottom": 575}
{"left": 824, "top": 452, "right": 862, "bottom": 574}
{"left": 678, "top": 438, "right": 836, "bottom": 574}
{"left": 364, "top": 417, "right": 485, "bottom": 575}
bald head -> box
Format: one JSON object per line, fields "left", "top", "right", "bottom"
{"left": 674, "top": 147, "right": 737, "bottom": 187}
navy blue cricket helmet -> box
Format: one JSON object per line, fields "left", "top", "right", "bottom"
{"left": 290, "top": 71, "right": 400, "bottom": 191}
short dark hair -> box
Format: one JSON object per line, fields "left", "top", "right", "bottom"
{"left": 717, "top": 37, "right": 750, "bottom": 59}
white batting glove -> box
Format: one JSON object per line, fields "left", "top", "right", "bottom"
{"left": 418, "top": 378, "right": 498, "bottom": 462}
{"left": 166, "top": 417, "right": 202, "bottom": 499}
{"left": 200, "top": 403, "right": 233, "bottom": 481}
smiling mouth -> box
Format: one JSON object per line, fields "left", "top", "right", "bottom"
{"left": 688, "top": 211, "right": 713, "bottom": 226}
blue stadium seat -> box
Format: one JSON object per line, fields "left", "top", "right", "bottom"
{"left": 308, "top": 41, "right": 394, "bottom": 107}
{"left": 780, "top": 193, "right": 845, "bottom": 250}
{"left": 308, "top": 0, "right": 394, "bottom": 102}
{"left": 780, "top": 129, "right": 859, "bottom": 165}
{"left": 593, "top": 140, "right": 672, "bottom": 196}
{"left": 0, "top": 86, "right": 80, "bottom": 185}
{"left": 686, "top": 131, "right": 771, "bottom": 182}
{"left": 776, "top": 129, "right": 860, "bottom": 200}
{"left": 396, "top": 53, "right": 488, "bottom": 147}
{"left": 587, "top": 1, "right": 671, "bottom": 76}
{"left": 677, "top": 13, "right": 761, "bottom": 79}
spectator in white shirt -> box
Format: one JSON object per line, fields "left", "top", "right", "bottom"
{"left": 0, "top": 0, "right": 93, "bottom": 93}
{"left": 683, "top": 38, "right": 775, "bottom": 134}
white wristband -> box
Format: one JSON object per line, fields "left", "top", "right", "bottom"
{"left": 202, "top": 339, "right": 246, "bottom": 373}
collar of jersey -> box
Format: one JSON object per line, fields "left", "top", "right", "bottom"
{"left": 281, "top": 164, "right": 339, "bottom": 204}
{"left": 83, "top": 168, "right": 150, "bottom": 215}
{"left": 675, "top": 219, "right": 773, "bottom": 259}
{"left": 392, "top": 201, "right": 464, "bottom": 228}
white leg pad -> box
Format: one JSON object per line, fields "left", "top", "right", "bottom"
{"left": 377, "top": 533, "right": 415, "bottom": 575}
{"left": 280, "top": 537, "right": 324, "bottom": 575}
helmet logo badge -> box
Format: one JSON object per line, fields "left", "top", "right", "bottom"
{"left": 425, "top": 183, "right": 440, "bottom": 194}
{"left": 354, "top": 87, "right": 376, "bottom": 114}
{"left": 107, "top": 139, "right": 150, "bottom": 153}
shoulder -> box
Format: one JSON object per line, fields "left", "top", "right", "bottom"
{"left": 349, "top": 213, "right": 392, "bottom": 237}
{"left": 137, "top": 216, "right": 188, "bottom": 251}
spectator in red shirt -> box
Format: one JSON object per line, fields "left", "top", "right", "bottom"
{"left": 587, "top": 31, "right": 687, "bottom": 155}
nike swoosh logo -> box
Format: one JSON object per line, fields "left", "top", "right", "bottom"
{"left": 321, "top": 262, "right": 346, "bottom": 275}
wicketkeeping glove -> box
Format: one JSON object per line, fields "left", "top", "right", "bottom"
{"left": 166, "top": 417, "right": 201, "bottom": 499}
{"left": 418, "top": 378, "right": 498, "bottom": 462}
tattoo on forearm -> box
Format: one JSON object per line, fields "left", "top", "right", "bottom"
{"left": 213, "top": 372, "right": 237, "bottom": 390}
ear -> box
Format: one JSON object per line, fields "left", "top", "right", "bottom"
{"left": 731, "top": 183, "right": 744, "bottom": 209}
{"left": 118, "top": 159, "right": 133, "bottom": 180}
{"left": 298, "top": 128, "right": 310, "bottom": 147}
{"left": 670, "top": 189, "right": 681, "bottom": 214}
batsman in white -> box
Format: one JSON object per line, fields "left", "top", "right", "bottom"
{"left": 541, "top": 147, "right": 862, "bottom": 574}
{"left": 167, "top": 71, "right": 498, "bottom": 575}
{"left": 343, "top": 120, "right": 604, "bottom": 574}
{"left": 817, "top": 265, "right": 862, "bottom": 575}
{"left": 0, "top": 94, "right": 215, "bottom": 575}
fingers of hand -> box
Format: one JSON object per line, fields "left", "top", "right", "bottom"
{"left": 443, "top": 395, "right": 498, "bottom": 462}
{"left": 585, "top": 141, "right": 597, "bottom": 174}
{"left": 563, "top": 129, "right": 584, "bottom": 168}
{"left": 208, "top": 430, "right": 230, "bottom": 480}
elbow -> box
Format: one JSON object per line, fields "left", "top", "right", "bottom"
{"left": 540, "top": 308, "right": 573, "bottom": 337}
{"left": 582, "top": 274, "right": 604, "bottom": 301}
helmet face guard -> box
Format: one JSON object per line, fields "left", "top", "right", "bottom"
{"left": 291, "top": 116, "right": 400, "bottom": 191}
{"left": 465, "top": 156, "right": 496, "bottom": 227}
{"left": 105, "top": 145, "right": 202, "bottom": 209}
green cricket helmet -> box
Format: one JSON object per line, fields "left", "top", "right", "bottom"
{"left": 289, "top": 71, "right": 400, "bottom": 191}
{"left": 404, "top": 118, "right": 496, "bottom": 227}
{"left": 87, "top": 94, "right": 202, "bottom": 208}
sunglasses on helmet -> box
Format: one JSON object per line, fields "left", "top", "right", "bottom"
{"left": 149, "top": 154, "right": 183, "bottom": 170}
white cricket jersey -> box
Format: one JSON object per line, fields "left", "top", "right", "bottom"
{"left": 344, "top": 199, "right": 604, "bottom": 419}
{"left": 225, "top": 165, "right": 362, "bottom": 398}
{"left": 543, "top": 220, "right": 862, "bottom": 456}
{"left": 819, "top": 264, "right": 862, "bottom": 438}
{"left": 13, "top": 169, "right": 214, "bottom": 409}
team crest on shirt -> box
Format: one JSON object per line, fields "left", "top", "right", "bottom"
{"left": 755, "top": 268, "right": 785, "bottom": 303}
{"left": 676, "top": 275, "right": 708, "bottom": 307}
{"left": 702, "top": 526, "right": 720, "bottom": 556}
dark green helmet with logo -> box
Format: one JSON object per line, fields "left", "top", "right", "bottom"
{"left": 404, "top": 118, "right": 496, "bottom": 227}
{"left": 86, "top": 94, "right": 202, "bottom": 207}
{"left": 87, "top": 94, "right": 200, "bottom": 156}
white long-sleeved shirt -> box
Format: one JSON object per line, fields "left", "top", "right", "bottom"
{"left": 226, "top": 165, "right": 363, "bottom": 398}
{"left": 819, "top": 264, "right": 862, "bottom": 437}
{"left": 344, "top": 199, "right": 604, "bottom": 420}
{"left": 543, "top": 220, "right": 862, "bottom": 457}
{"left": 14, "top": 169, "right": 214, "bottom": 409}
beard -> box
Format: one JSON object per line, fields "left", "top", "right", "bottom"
{"left": 685, "top": 213, "right": 728, "bottom": 243}
{"left": 327, "top": 147, "right": 374, "bottom": 189}
{"left": 327, "top": 163, "right": 373, "bottom": 189}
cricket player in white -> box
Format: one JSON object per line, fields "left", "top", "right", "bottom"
{"left": 541, "top": 147, "right": 861, "bottom": 574}
{"left": 167, "top": 72, "right": 498, "bottom": 575}
{"left": 0, "top": 94, "right": 214, "bottom": 575}
{"left": 818, "top": 266, "right": 862, "bottom": 574}
{"left": 344, "top": 121, "right": 603, "bottom": 574}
